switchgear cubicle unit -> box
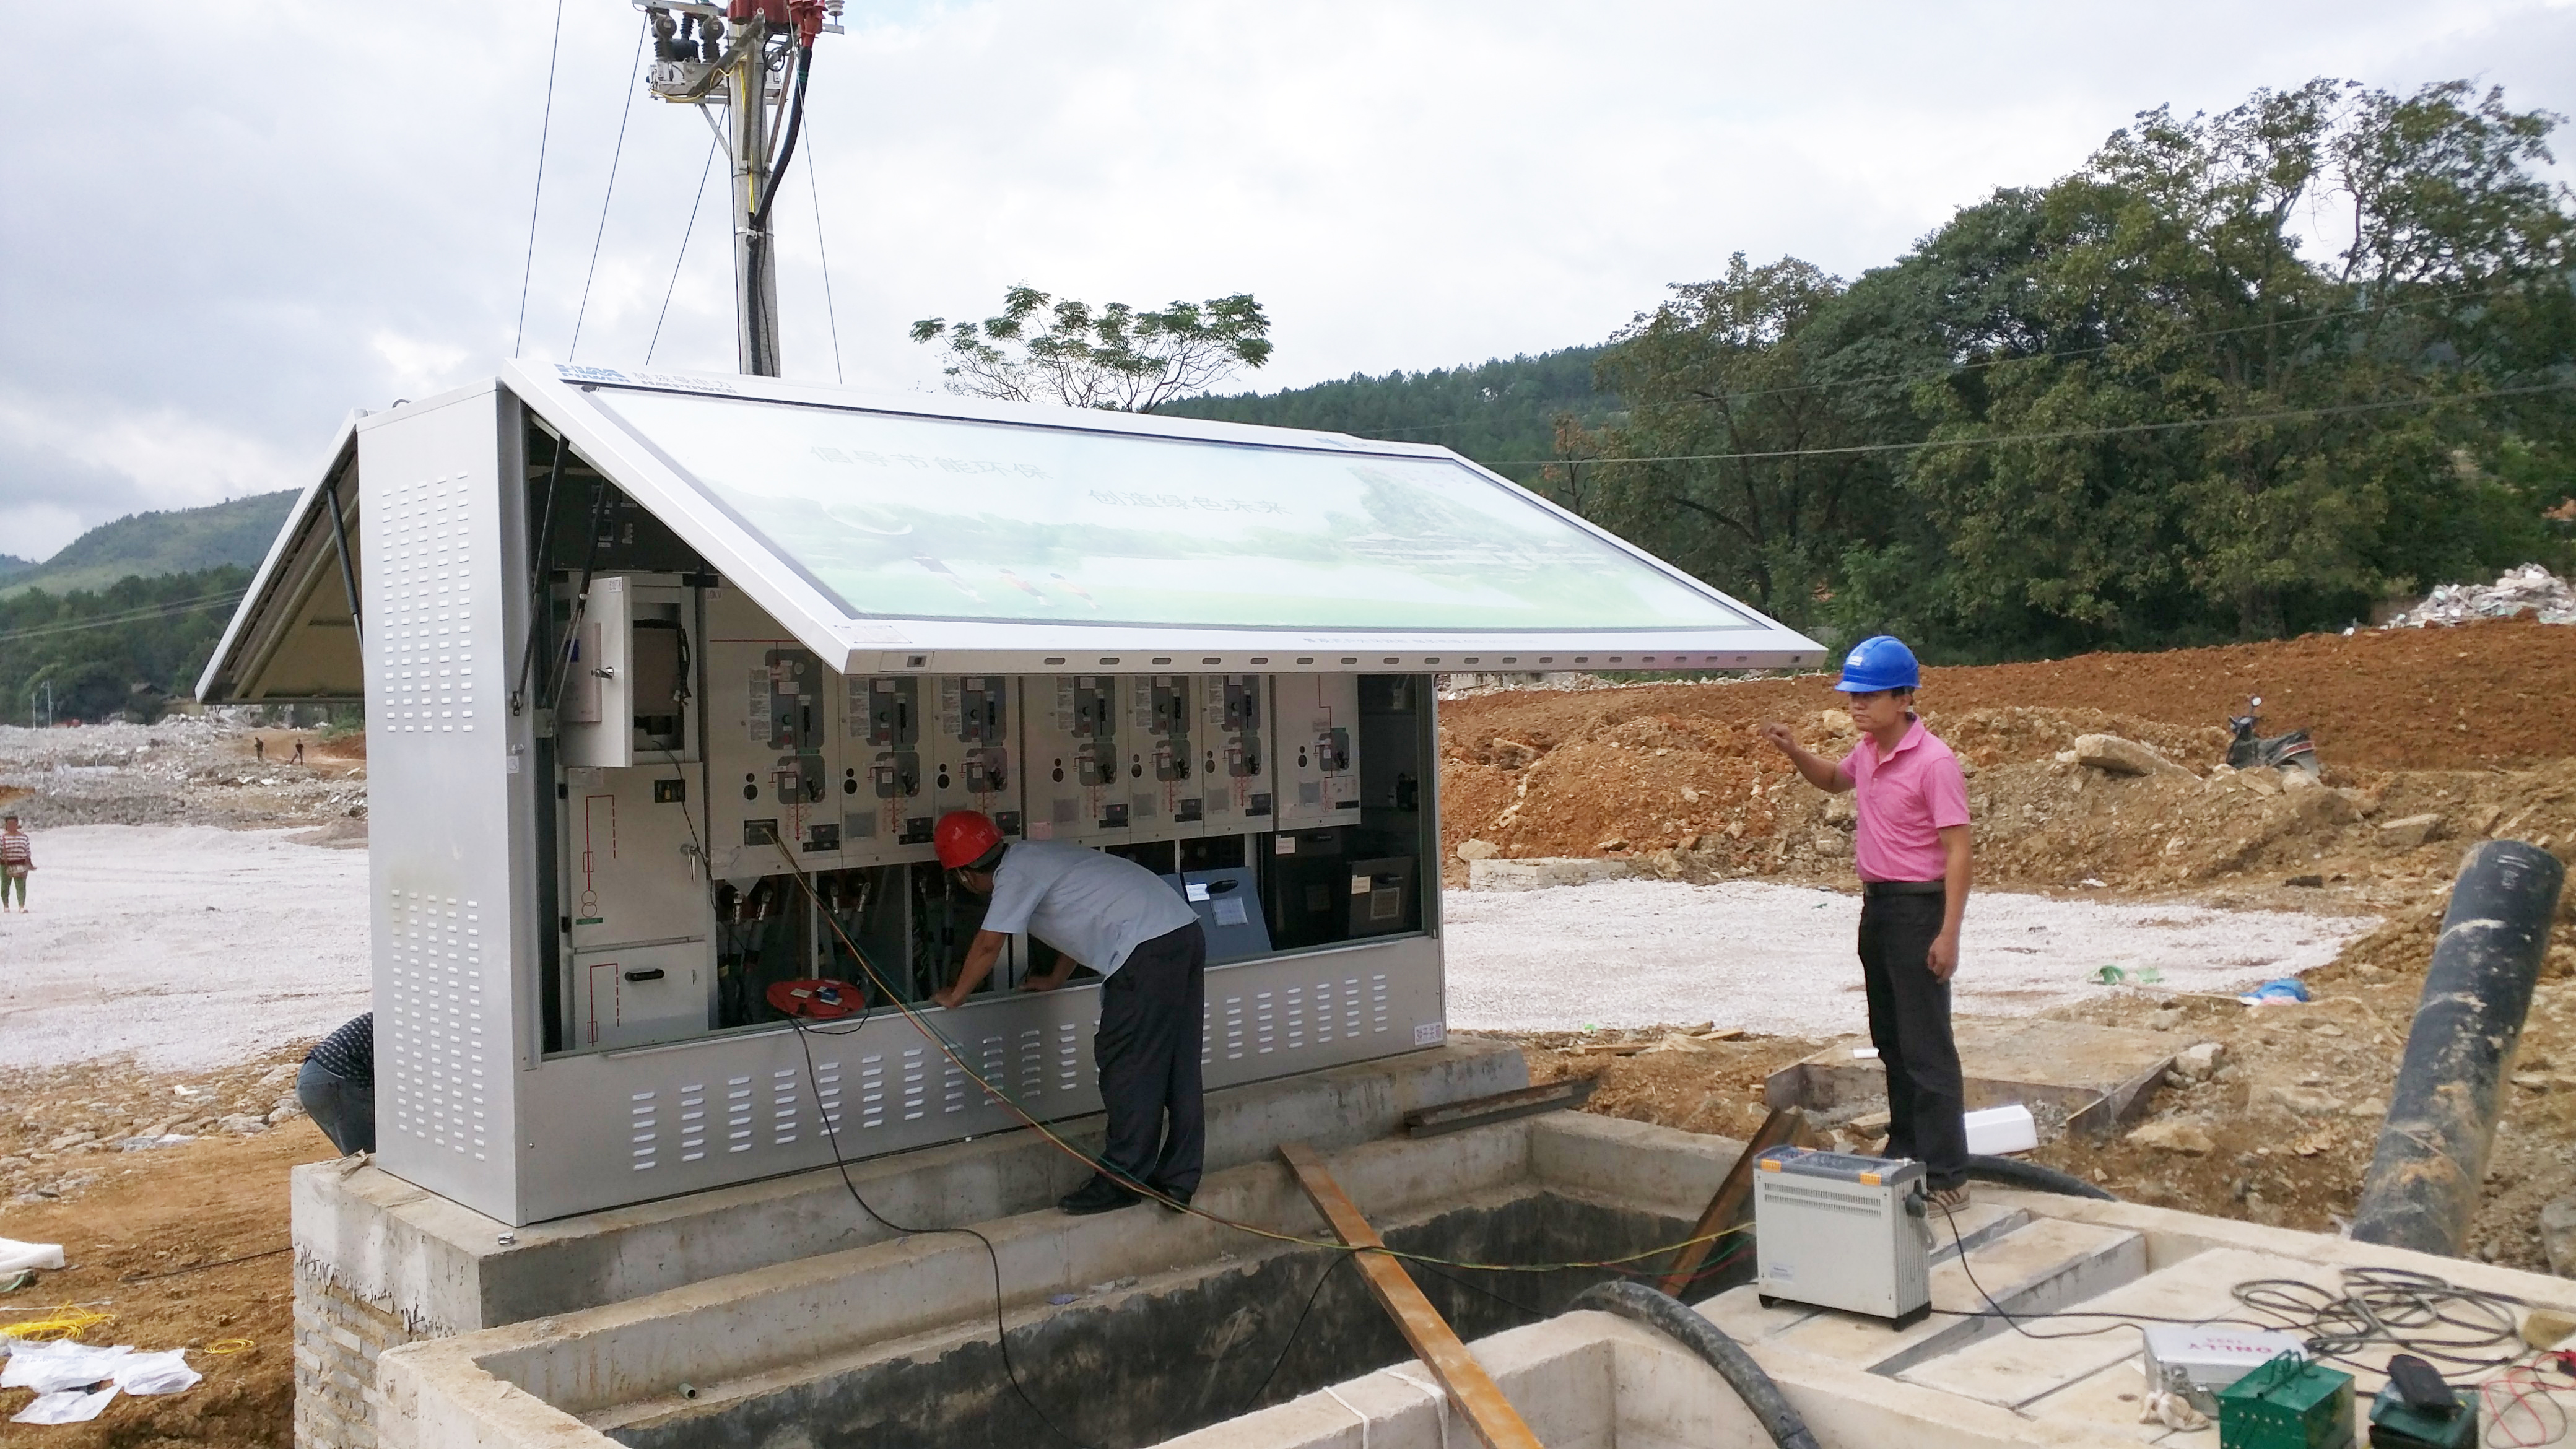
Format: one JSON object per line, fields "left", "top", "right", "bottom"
{"left": 199, "top": 362, "right": 1823, "bottom": 1225}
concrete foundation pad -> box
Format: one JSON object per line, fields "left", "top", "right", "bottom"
{"left": 340, "top": 1089, "right": 2576, "bottom": 1449}
{"left": 1767, "top": 1019, "right": 2180, "bottom": 1136}
{"left": 292, "top": 1039, "right": 1527, "bottom": 1447}
{"left": 1183, "top": 1188, "right": 2576, "bottom": 1449}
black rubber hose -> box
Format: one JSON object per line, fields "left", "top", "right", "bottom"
{"left": 1965, "top": 1154, "right": 2118, "bottom": 1201}
{"left": 1572, "top": 1282, "right": 1820, "bottom": 1449}
{"left": 2352, "top": 839, "right": 2565, "bottom": 1256}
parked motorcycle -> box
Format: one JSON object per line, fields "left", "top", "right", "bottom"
{"left": 2226, "top": 697, "right": 2319, "bottom": 775}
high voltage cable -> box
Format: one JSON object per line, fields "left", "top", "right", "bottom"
{"left": 1484, "top": 379, "right": 2576, "bottom": 467}
{"left": 569, "top": 16, "right": 650, "bottom": 363}
{"left": 647, "top": 136, "right": 722, "bottom": 367}
{"left": 513, "top": 0, "right": 568, "bottom": 359}
{"left": 1317, "top": 279, "right": 2561, "bottom": 445}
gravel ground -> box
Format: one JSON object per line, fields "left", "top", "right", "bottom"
{"left": 0, "top": 824, "right": 370, "bottom": 1069}
{"left": 0, "top": 718, "right": 366, "bottom": 829}
{"left": 1443, "top": 877, "right": 2376, "bottom": 1035}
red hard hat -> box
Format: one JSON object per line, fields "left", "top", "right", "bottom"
{"left": 934, "top": 810, "right": 1006, "bottom": 870}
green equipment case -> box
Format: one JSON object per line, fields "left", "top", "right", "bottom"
{"left": 2216, "top": 1352, "right": 2354, "bottom": 1449}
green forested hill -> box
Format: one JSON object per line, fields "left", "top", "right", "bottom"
{"left": 1161, "top": 346, "right": 1619, "bottom": 491}
{"left": 1, "top": 491, "right": 297, "bottom": 599}
{"left": 1171, "top": 81, "right": 2574, "bottom": 664}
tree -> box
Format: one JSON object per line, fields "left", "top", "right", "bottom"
{"left": 1896, "top": 80, "right": 2573, "bottom": 644}
{"left": 909, "top": 286, "right": 1273, "bottom": 412}
{"left": 1580, "top": 254, "right": 1886, "bottom": 624}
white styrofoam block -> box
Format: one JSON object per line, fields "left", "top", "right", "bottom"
{"left": 0, "top": 1238, "right": 66, "bottom": 1274}
{"left": 1963, "top": 1104, "right": 2037, "bottom": 1155}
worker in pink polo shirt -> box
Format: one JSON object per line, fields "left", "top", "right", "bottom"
{"left": 1759, "top": 635, "right": 1974, "bottom": 1210}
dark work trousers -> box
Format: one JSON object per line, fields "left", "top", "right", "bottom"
{"left": 297, "top": 1060, "right": 376, "bottom": 1157}
{"left": 1094, "top": 921, "right": 1208, "bottom": 1195}
{"left": 1856, "top": 888, "right": 1967, "bottom": 1190}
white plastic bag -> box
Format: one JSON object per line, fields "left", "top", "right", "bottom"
{"left": 12, "top": 1385, "right": 118, "bottom": 1424}
{"left": 114, "top": 1349, "right": 201, "bottom": 1396}
{"left": 1, "top": 1339, "right": 134, "bottom": 1393}
{"left": 0, "top": 1238, "right": 66, "bottom": 1274}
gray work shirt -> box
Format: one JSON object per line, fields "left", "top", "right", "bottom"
{"left": 981, "top": 842, "right": 1197, "bottom": 978}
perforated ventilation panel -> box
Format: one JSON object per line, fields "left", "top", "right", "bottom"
{"left": 383, "top": 890, "right": 489, "bottom": 1158}
{"left": 356, "top": 395, "right": 525, "bottom": 1222}
{"left": 518, "top": 936, "right": 1440, "bottom": 1222}
{"left": 380, "top": 474, "right": 480, "bottom": 734}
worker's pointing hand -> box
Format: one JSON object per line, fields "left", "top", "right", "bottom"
{"left": 1756, "top": 721, "right": 1798, "bottom": 754}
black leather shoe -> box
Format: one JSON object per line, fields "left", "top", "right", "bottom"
{"left": 1146, "top": 1183, "right": 1194, "bottom": 1214}
{"left": 1058, "top": 1177, "right": 1140, "bottom": 1215}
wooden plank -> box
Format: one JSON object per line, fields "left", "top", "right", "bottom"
{"left": 1277, "top": 1142, "right": 1544, "bottom": 1449}
{"left": 1655, "top": 1105, "right": 1809, "bottom": 1299}
{"left": 1403, "top": 1077, "right": 1598, "bottom": 1138}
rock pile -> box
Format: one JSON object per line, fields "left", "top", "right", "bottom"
{"left": 2382, "top": 564, "right": 2576, "bottom": 628}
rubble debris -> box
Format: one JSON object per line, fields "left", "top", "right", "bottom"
{"left": 2128, "top": 1121, "right": 2216, "bottom": 1155}
{"left": 2383, "top": 564, "right": 2576, "bottom": 629}
{"left": 2073, "top": 733, "right": 2193, "bottom": 777}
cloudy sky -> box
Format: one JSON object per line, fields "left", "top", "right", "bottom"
{"left": 4, "top": 1, "right": 2572, "bottom": 560}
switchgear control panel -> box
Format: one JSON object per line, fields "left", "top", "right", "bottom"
{"left": 549, "top": 581, "right": 1430, "bottom": 1059}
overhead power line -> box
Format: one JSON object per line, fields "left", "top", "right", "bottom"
{"left": 0, "top": 591, "right": 250, "bottom": 645}
{"left": 646, "top": 136, "right": 722, "bottom": 367}
{"left": 513, "top": 0, "right": 568, "bottom": 359}
{"left": 1486, "top": 379, "right": 2576, "bottom": 468}
{"left": 570, "top": 16, "right": 651, "bottom": 362}
{"left": 806, "top": 125, "right": 844, "bottom": 385}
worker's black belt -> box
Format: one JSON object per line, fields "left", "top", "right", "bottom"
{"left": 1861, "top": 879, "right": 1946, "bottom": 898}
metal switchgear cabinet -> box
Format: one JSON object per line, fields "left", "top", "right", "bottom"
{"left": 198, "top": 363, "right": 1824, "bottom": 1225}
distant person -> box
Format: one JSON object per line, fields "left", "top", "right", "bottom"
{"left": 253, "top": 736, "right": 266, "bottom": 763}
{"left": 292, "top": 739, "right": 306, "bottom": 765}
{"left": 1759, "top": 635, "right": 1974, "bottom": 1212}
{"left": 298, "top": 1013, "right": 375, "bottom": 1156}
{"left": 0, "top": 812, "right": 30, "bottom": 913}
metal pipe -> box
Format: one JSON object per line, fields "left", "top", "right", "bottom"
{"left": 321, "top": 471, "right": 363, "bottom": 646}
{"left": 2351, "top": 839, "right": 2564, "bottom": 1256}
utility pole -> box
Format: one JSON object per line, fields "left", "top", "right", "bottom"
{"left": 639, "top": 1, "right": 838, "bottom": 377}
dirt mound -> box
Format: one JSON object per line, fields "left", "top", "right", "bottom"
{"left": 1443, "top": 614, "right": 2576, "bottom": 773}
{"left": 1435, "top": 618, "right": 2576, "bottom": 895}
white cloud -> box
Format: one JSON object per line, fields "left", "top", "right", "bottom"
{"left": 369, "top": 331, "right": 474, "bottom": 401}
{"left": 1, "top": 0, "right": 2570, "bottom": 548}
{"left": 0, "top": 388, "right": 305, "bottom": 514}
{"left": 0, "top": 503, "right": 85, "bottom": 564}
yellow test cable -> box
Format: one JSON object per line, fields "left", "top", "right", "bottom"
{"left": 765, "top": 842, "right": 1752, "bottom": 1275}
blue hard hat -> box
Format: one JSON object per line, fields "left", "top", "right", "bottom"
{"left": 1835, "top": 635, "right": 1921, "bottom": 692}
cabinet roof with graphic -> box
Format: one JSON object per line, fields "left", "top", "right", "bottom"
{"left": 200, "top": 362, "right": 1821, "bottom": 700}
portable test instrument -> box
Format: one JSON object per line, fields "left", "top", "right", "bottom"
{"left": 1752, "top": 1146, "right": 1933, "bottom": 1328}
{"left": 199, "top": 362, "right": 1824, "bottom": 1225}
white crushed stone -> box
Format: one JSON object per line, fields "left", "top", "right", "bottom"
{"left": 1442, "top": 878, "right": 2376, "bottom": 1035}
{"left": 0, "top": 824, "right": 369, "bottom": 1070}
{"left": 2382, "top": 563, "right": 2576, "bottom": 627}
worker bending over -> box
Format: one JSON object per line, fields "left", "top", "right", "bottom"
{"left": 1760, "top": 635, "right": 1975, "bottom": 1211}
{"left": 930, "top": 811, "right": 1208, "bottom": 1215}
